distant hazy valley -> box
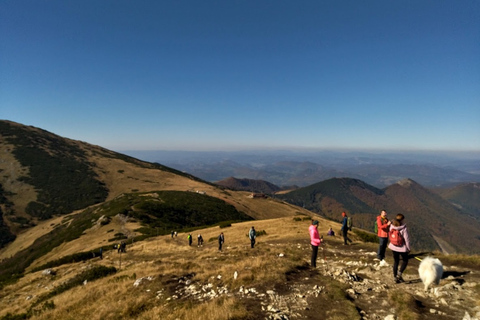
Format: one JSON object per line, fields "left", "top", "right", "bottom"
{"left": 125, "top": 149, "right": 480, "bottom": 188}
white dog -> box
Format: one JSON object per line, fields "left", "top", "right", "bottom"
{"left": 418, "top": 256, "right": 444, "bottom": 291}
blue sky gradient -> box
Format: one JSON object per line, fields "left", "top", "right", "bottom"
{"left": 1, "top": 1, "right": 479, "bottom": 151}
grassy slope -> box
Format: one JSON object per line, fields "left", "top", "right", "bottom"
{"left": 0, "top": 215, "right": 347, "bottom": 320}
{"left": 1, "top": 215, "right": 479, "bottom": 320}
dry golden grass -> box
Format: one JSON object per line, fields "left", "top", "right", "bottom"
{"left": 1, "top": 215, "right": 344, "bottom": 320}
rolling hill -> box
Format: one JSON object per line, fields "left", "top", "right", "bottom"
{"left": 277, "top": 177, "right": 480, "bottom": 254}
{"left": 215, "top": 177, "right": 285, "bottom": 194}
{"left": 433, "top": 182, "right": 480, "bottom": 219}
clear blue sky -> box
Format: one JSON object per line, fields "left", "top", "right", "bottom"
{"left": 1, "top": 1, "right": 479, "bottom": 152}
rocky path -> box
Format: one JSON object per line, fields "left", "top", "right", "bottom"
{"left": 160, "top": 239, "right": 479, "bottom": 319}
{"left": 254, "top": 239, "right": 480, "bottom": 319}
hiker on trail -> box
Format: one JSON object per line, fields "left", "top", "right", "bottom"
{"left": 119, "top": 241, "right": 126, "bottom": 253}
{"left": 376, "top": 210, "right": 391, "bottom": 265}
{"left": 327, "top": 227, "right": 335, "bottom": 236}
{"left": 340, "top": 212, "right": 352, "bottom": 245}
{"left": 197, "top": 234, "right": 204, "bottom": 247}
{"left": 99, "top": 247, "right": 103, "bottom": 260}
{"left": 218, "top": 232, "right": 225, "bottom": 251}
{"left": 249, "top": 226, "right": 257, "bottom": 248}
{"left": 388, "top": 213, "right": 411, "bottom": 283}
{"left": 171, "top": 231, "right": 174, "bottom": 238}
{"left": 309, "top": 220, "right": 321, "bottom": 268}
{"left": 188, "top": 234, "right": 192, "bottom": 246}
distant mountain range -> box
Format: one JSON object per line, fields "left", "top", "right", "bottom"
{"left": 125, "top": 150, "right": 480, "bottom": 188}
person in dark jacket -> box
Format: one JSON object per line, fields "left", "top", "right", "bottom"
{"left": 340, "top": 212, "right": 352, "bottom": 245}
{"left": 388, "top": 214, "right": 411, "bottom": 283}
{"left": 218, "top": 232, "right": 225, "bottom": 251}
{"left": 249, "top": 226, "right": 256, "bottom": 248}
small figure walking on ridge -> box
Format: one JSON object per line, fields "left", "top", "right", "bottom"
{"left": 309, "top": 220, "right": 321, "bottom": 268}
{"left": 340, "top": 212, "right": 352, "bottom": 245}
{"left": 389, "top": 213, "right": 411, "bottom": 283}
{"left": 188, "top": 234, "right": 192, "bottom": 246}
{"left": 249, "top": 226, "right": 257, "bottom": 248}
{"left": 218, "top": 232, "right": 225, "bottom": 251}
{"left": 376, "top": 210, "right": 391, "bottom": 266}
{"left": 197, "top": 234, "right": 204, "bottom": 247}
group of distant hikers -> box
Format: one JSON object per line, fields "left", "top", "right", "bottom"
{"left": 178, "top": 226, "right": 257, "bottom": 252}
{"left": 310, "top": 210, "right": 410, "bottom": 283}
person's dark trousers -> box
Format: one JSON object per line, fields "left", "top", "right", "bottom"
{"left": 392, "top": 251, "right": 409, "bottom": 277}
{"left": 377, "top": 237, "right": 388, "bottom": 260}
{"left": 251, "top": 239, "right": 255, "bottom": 248}
{"left": 343, "top": 229, "right": 349, "bottom": 245}
{"left": 219, "top": 242, "right": 223, "bottom": 251}
{"left": 311, "top": 245, "right": 319, "bottom": 267}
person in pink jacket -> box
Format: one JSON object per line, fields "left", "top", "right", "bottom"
{"left": 388, "top": 214, "right": 411, "bottom": 283}
{"left": 309, "top": 220, "right": 321, "bottom": 268}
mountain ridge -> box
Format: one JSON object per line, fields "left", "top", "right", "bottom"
{"left": 277, "top": 177, "right": 480, "bottom": 254}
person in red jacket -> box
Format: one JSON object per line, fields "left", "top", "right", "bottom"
{"left": 376, "top": 210, "right": 391, "bottom": 263}
{"left": 309, "top": 220, "right": 321, "bottom": 268}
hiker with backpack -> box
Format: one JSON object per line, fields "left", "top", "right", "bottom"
{"left": 340, "top": 212, "right": 352, "bottom": 245}
{"left": 388, "top": 213, "right": 411, "bottom": 283}
{"left": 188, "top": 234, "right": 192, "bottom": 246}
{"left": 376, "top": 210, "right": 391, "bottom": 265}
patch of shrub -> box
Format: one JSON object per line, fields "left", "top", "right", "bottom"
{"left": 32, "top": 251, "right": 99, "bottom": 272}
{"left": 219, "top": 222, "right": 232, "bottom": 228}
{"left": 352, "top": 228, "right": 378, "bottom": 243}
{"left": 0, "top": 313, "right": 28, "bottom": 320}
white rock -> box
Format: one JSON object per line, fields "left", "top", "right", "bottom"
{"left": 234, "top": 271, "right": 238, "bottom": 280}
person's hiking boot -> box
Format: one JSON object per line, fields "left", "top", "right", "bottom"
{"left": 379, "top": 260, "right": 388, "bottom": 267}
{"left": 396, "top": 274, "right": 405, "bottom": 283}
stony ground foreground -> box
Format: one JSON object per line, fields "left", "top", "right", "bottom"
{"left": 137, "top": 234, "right": 480, "bottom": 320}
{"left": 244, "top": 238, "right": 480, "bottom": 320}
